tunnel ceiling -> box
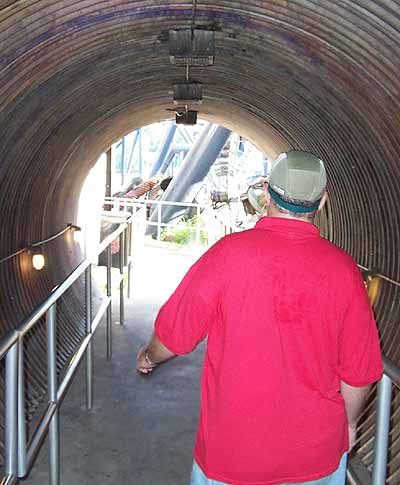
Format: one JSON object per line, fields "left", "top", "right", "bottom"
{"left": 0, "top": 1, "right": 399, "bottom": 361}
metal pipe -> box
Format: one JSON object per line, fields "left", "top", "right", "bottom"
{"left": 26, "top": 402, "right": 57, "bottom": 471}
{"left": 85, "top": 265, "right": 93, "bottom": 410}
{"left": 119, "top": 230, "right": 125, "bottom": 325}
{"left": 106, "top": 197, "right": 203, "bottom": 208}
{"left": 158, "top": 146, "right": 189, "bottom": 175}
{"left": 149, "top": 124, "right": 231, "bottom": 229}
{"left": 98, "top": 219, "right": 130, "bottom": 254}
{"left": 371, "top": 374, "right": 392, "bottom": 485}
{"left": 178, "top": 125, "right": 193, "bottom": 145}
{"left": 127, "top": 220, "right": 133, "bottom": 299}
{"left": 0, "top": 215, "right": 135, "bottom": 483}
{"left": 47, "top": 304, "right": 60, "bottom": 485}
{"left": 138, "top": 129, "right": 142, "bottom": 175}
{"left": 383, "top": 355, "right": 400, "bottom": 389}
{"left": 106, "top": 244, "right": 112, "bottom": 360}
{"left": 0, "top": 476, "right": 18, "bottom": 485}
{"left": 120, "top": 136, "right": 125, "bottom": 186}
{"left": 347, "top": 455, "right": 372, "bottom": 485}
{"left": 0, "top": 331, "right": 18, "bottom": 362}
{"left": 196, "top": 205, "right": 201, "bottom": 245}
{"left": 127, "top": 260, "right": 132, "bottom": 299}
{"left": 106, "top": 148, "right": 112, "bottom": 198}
{"left": 57, "top": 335, "right": 91, "bottom": 403}
{"left": 157, "top": 204, "right": 162, "bottom": 240}
{"left": 17, "top": 338, "right": 27, "bottom": 478}
{"left": 56, "top": 297, "right": 110, "bottom": 404}
{"left": 126, "top": 130, "right": 140, "bottom": 174}
{"left": 91, "top": 297, "right": 111, "bottom": 333}
{"left": 16, "top": 218, "right": 129, "bottom": 338}
{"left": 4, "top": 343, "right": 18, "bottom": 476}
{"left": 149, "top": 122, "right": 177, "bottom": 177}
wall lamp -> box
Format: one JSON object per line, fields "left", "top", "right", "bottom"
{"left": 29, "top": 247, "right": 46, "bottom": 271}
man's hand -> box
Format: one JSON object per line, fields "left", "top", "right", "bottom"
{"left": 135, "top": 335, "right": 176, "bottom": 374}
{"left": 348, "top": 423, "right": 357, "bottom": 452}
{"left": 136, "top": 346, "right": 156, "bottom": 374}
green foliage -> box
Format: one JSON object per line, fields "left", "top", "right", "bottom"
{"left": 160, "top": 215, "right": 208, "bottom": 246}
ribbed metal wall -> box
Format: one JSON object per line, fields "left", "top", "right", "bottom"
{"left": 0, "top": 0, "right": 399, "bottom": 479}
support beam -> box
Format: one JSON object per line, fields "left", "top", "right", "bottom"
{"left": 150, "top": 123, "right": 231, "bottom": 227}
{"left": 126, "top": 130, "right": 140, "bottom": 175}
{"left": 158, "top": 146, "right": 189, "bottom": 175}
{"left": 149, "top": 122, "right": 177, "bottom": 177}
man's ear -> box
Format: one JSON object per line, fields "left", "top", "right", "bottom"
{"left": 318, "top": 191, "right": 328, "bottom": 211}
{"left": 263, "top": 182, "right": 271, "bottom": 205}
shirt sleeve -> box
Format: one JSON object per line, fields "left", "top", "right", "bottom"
{"left": 338, "top": 264, "right": 384, "bottom": 386}
{"left": 154, "top": 241, "right": 223, "bottom": 355}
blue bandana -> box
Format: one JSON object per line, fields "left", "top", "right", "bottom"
{"left": 268, "top": 186, "right": 320, "bottom": 214}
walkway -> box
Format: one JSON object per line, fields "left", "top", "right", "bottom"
{"left": 26, "top": 242, "right": 205, "bottom": 485}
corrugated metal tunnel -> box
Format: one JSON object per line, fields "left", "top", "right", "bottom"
{"left": 0, "top": 0, "right": 399, "bottom": 480}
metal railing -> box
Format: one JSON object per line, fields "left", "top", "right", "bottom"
{"left": 104, "top": 197, "right": 234, "bottom": 247}
{"left": 370, "top": 357, "right": 400, "bottom": 485}
{"left": 0, "top": 209, "right": 138, "bottom": 484}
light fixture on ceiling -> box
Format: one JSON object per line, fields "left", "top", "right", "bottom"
{"left": 169, "top": 29, "right": 215, "bottom": 66}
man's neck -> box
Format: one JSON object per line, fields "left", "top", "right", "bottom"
{"left": 266, "top": 208, "right": 314, "bottom": 224}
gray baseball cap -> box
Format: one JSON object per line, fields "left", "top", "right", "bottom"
{"left": 267, "top": 151, "right": 327, "bottom": 213}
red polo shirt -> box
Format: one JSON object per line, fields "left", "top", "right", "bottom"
{"left": 155, "top": 217, "right": 383, "bottom": 485}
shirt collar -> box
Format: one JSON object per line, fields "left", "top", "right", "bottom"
{"left": 255, "top": 216, "right": 320, "bottom": 237}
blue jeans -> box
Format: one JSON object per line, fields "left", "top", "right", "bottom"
{"left": 190, "top": 454, "right": 348, "bottom": 485}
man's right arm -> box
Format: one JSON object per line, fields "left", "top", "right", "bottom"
{"left": 340, "top": 380, "right": 371, "bottom": 450}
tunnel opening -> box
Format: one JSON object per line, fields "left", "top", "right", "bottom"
{"left": 77, "top": 119, "right": 269, "bottom": 256}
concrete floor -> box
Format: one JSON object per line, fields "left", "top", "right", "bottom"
{"left": 25, "top": 243, "right": 206, "bottom": 485}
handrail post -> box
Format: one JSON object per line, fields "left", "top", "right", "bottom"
{"left": 4, "top": 342, "right": 18, "bottom": 477}
{"left": 157, "top": 203, "right": 161, "bottom": 241}
{"left": 372, "top": 374, "right": 392, "bottom": 485}
{"left": 47, "top": 303, "right": 60, "bottom": 485}
{"left": 127, "top": 220, "right": 133, "bottom": 298}
{"left": 142, "top": 201, "right": 147, "bottom": 241}
{"left": 106, "top": 245, "right": 112, "bottom": 360}
{"left": 196, "top": 205, "right": 201, "bottom": 246}
{"left": 119, "top": 230, "right": 125, "bottom": 325}
{"left": 85, "top": 266, "right": 93, "bottom": 410}
{"left": 17, "top": 337, "right": 27, "bottom": 478}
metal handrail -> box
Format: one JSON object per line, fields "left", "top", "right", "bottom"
{"left": 0, "top": 220, "right": 128, "bottom": 353}
{"left": 382, "top": 355, "right": 400, "bottom": 389}
{"left": 104, "top": 196, "right": 205, "bottom": 208}
{"left": 104, "top": 197, "right": 236, "bottom": 246}
{"left": 0, "top": 209, "right": 140, "bottom": 485}
{"left": 346, "top": 356, "right": 400, "bottom": 485}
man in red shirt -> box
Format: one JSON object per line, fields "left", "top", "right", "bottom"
{"left": 136, "top": 151, "right": 383, "bottom": 485}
